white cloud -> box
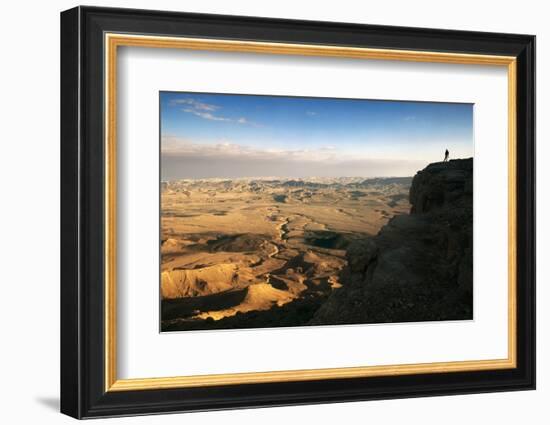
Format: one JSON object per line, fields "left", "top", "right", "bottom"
{"left": 170, "top": 98, "right": 219, "bottom": 111}
{"left": 161, "top": 137, "right": 427, "bottom": 179}
{"left": 163, "top": 137, "right": 354, "bottom": 163}
{"left": 171, "top": 96, "right": 254, "bottom": 125}
{"left": 182, "top": 108, "right": 232, "bottom": 122}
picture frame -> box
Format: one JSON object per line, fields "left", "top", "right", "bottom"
{"left": 60, "top": 5, "right": 535, "bottom": 419}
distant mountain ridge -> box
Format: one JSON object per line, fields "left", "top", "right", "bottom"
{"left": 165, "top": 176, "right": 413, "bottom": 191}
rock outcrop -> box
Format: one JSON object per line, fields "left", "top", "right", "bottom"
{"left": 310, "top": 158, "right": 473, "bottom": 325}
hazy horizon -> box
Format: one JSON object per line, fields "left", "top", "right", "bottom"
{"left": 160, "top": 92, "right": 473, "bottom": 180}
{"left": 161, "top": 175, "right": 416, "bottom": 182}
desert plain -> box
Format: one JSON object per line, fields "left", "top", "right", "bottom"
{"left": 160, "top": 177, "right": 411, "bottom": 331}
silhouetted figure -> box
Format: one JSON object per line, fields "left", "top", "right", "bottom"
{"left": 444, "top": 149, "right": 449, "bottom": 162}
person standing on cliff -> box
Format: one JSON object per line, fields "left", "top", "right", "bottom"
{"left": 444, "top": 149, "right": 449, "bottom": 162}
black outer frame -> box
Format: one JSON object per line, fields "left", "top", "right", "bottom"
{"left": 60, "top": 6, "right": 536, "bottom": 419}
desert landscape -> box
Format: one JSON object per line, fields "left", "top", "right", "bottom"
{"left": 159, "top": 91, "right": 474, "bottom": 331}
{"left": 160, "top": 176, "right": 412, "bottom": 331}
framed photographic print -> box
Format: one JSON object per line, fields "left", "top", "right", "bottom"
{"left": 60, "top": 6, "right": 536, "bottom": 419}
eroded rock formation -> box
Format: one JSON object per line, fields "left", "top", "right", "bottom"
{"left": 310, "top": 158, "right": 473, "bottom": 325}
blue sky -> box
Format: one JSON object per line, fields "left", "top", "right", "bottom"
{"left": 160, "top": 91, "right": 473, "bottom": 179}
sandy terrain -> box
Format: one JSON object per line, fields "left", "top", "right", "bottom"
{"left": 160, "top": 177, "right": 411, "bottom": 331}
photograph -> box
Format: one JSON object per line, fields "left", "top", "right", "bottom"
{"left": 159, "top": 92, "right": 474, "bottom": 332}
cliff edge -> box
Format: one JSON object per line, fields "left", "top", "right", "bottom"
{"left": 310, "top": 158, "right": 473, "bottom": 325}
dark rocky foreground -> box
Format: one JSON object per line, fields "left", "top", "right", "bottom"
{"left": 310, "top": 158, "right": 474, "bottom": 325}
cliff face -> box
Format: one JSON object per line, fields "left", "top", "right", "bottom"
{"left": 310, "top": 158, "right": 473, "bottom": 325}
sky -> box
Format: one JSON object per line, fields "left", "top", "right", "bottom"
{"left": 160, "top": 91, "right": 473, "bottom": 180}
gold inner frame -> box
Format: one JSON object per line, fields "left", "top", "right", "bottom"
{"left": 104, "top": 33, "right": 517, "bottom": 392}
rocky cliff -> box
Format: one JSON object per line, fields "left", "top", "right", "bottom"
{"left": 310, "top": 158, "right": 473, "bottom": 325}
